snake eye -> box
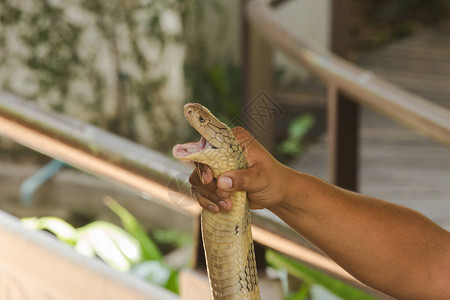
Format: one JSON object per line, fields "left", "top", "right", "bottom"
{"left": 198, "top": 116, "right": 205, "bottom": 123}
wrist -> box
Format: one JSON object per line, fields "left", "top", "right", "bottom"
{"left": 269, "top": 167, "right": 305, "bottom": 212}
{"left": 269, "top": 168, "right": 322, "bottom": 217}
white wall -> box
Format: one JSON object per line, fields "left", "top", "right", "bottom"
{"left": 274, "top": 0, "right": 331, "bottom": 79}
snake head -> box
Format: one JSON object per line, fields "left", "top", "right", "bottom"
{"left": 173, "top": 103, "right": 242, "bottom": 170}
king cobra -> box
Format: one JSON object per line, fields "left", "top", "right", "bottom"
{"left": 173, "top": 103, "right": 260, "bottom": 300}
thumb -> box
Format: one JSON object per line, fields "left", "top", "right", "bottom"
{"left": 217, "top": 167, "right": 256, "bottom": 192}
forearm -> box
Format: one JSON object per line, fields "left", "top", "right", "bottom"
{"left": 271, "top": 169, "right": 450, "bottom": 299}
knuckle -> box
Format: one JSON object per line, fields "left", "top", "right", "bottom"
{"left": 205, "top": 180, "right": 218, "bottom": 193}
{"left": 200, "top": 189, "right": 210, "bottom": 199}
{"left": 239, "top": 173, "right": 250, "bottom": 190}
{"left": 197, "top": 194, "right": 214, "bottom": 208}
{"left": 216, "top": 189, "right": 229, "bottom": 199}
{"left": 204, "top": 191, "right": 218, "bottom": 203}
{"left": 192, "top": 186, "right": 217, "bottom": 204}
{"left": 201, "top": 188, "right": 221, "bottom": 204}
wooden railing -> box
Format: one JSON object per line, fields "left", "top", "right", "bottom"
{"left": 242, "top": 0, "right": 450, "bottom": 191}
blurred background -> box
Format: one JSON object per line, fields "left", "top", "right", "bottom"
{"left": 0, "top": 0, "right": 449, "bottom": 299}
{"left": 2, "top": 0, "right": 449, "bottom": 154}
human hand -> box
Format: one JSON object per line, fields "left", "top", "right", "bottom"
{"left": 189, "top": 127, "right": 294, "bottom": 212}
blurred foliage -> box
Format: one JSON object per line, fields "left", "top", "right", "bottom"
{"left": 277, "top": 114, "right": 315, "bottom": 161}
{"left": 182, "top": 0, "right": 242, "bottom": 127}
{"left": 22, "top": 198, "right": 191, "bottom": 294}
{"left": 152, "top": 228, "right": 192, "bottom": 249}
{"left": 365, "top": 0, "right": 450, "bottom": 22}
{"left": 185, "top": 61, "right": 242, "bottom": 126}
{"left": 105, "top": 197, "right": 162, "bottom": 261}
{"left": 352, "top": 0, "right": 450, "bottom": 52}
{"left": 267, "top": 250, "right": 379, "bottom": 300}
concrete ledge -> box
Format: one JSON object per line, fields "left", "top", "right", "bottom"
{"left": 0, "top": 210, "right": 179, "bottom": 300}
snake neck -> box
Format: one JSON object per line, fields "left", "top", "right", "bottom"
{"left": 201, "top": 191, "right": 260, "bottom": 300}
{"left": 204, "top": 148, "right": 247, "bottom": 179}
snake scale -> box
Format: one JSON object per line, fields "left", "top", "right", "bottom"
{"left": 173, "top": 103, "right": 261, "bottom": 300}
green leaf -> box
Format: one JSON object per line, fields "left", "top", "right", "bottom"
{"left": 131, "top": 261, "right": 170, "bottom": 284}
{"left": 152, "top": 229, "right": 192, "bottom": 248}
{"left": 77, "top": 221, "right": 142, "bottom": 271}
{"left": 286, "top": 282, "right": 311, "bottom": 300}
{"left": 267, "top": 250, "right": 379, "bottom": 300}
{"left": 104, "top": 197, "right": 162, "bottom": 261}
{"left": 165, "top": 269, "right": 180, "bottom": 294}
{"left": 277, "top": 114, "right": 314, "bottom": 157}
{"left": 131, "top": 261, "right": 179, "bottom": 293}
{"left": 21, "top": 217, "right": 77, "bottom": 244}
{"left": 278, "top": 140, "right": 302, "bottom": 156}
{"left": 289, "top": 115, "right": 314, "bottom": 140}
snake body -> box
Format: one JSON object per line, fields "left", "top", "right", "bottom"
{"left": 173, "top": 103, "right": 260, "bottom": 300}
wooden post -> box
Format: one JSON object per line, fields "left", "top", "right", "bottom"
{"left": 328, "top": 0, "right": 359, "bottom": 191}
{"left": 193, "top": 216, "right": 206, "bottom": 270}
{"left": 330, "top": 0, "right": 352, "bottom": 58}
{"left": 328, "top": 86, "right": 359, "bottom": 191}
{"left": 241, "top": 0, "right": 275, "bottom": 152}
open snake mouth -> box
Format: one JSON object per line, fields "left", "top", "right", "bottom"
{"left": 173, "top": 136, "right": 216, "bottom": 159}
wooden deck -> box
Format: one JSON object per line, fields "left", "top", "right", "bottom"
{"left": 286, "top": 24, "right": 450, "bottom": 230}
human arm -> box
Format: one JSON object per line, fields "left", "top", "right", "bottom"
{"left": 189, "top": 127, "right": 450, "bottom": 300}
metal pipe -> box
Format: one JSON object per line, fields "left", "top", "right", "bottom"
{"left": 20, "top": 159, "right": 66, "bottom": 206}
{"left": 247, "top": 0, "right": 450, "bottom": 146}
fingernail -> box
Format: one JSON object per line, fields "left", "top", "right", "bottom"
{"left": 207, "top": 204, "right": 218, "bottom": 213}
{"left": 218, "top": 176, "right": 232, "bottom": 189}
{"left": 201, "top": 172, "right": 207, "bottom": 184}
{"left": 218, "top": 200, "right": 227, "bottom": 210}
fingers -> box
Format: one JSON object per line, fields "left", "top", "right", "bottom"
{"left": 188, "top": 169, "right": 232, "bottom": 212}
{"left": 188, "top": 127, "right": 264, "bottom": 211}
{"left": 189, "top": 170, "right": 216, "bottom": 194}
{"left": 217, "top": 167, "right": 258, "bottom": 192}
{"left": 191, "top": 187, "right": 219, "bottom": 212}
{"left": 191, "top": 188, "right": 233, "bottom": 212}
{"left": 195, "top": 163, "right": 214, "bottom": 185}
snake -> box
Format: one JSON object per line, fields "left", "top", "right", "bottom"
{"left": 173, "top": 103, "right": 261, "bottom": 300}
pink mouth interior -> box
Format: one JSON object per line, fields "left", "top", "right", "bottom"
{"left": 173, "top": 136, "right": 211, "bottom": 158}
